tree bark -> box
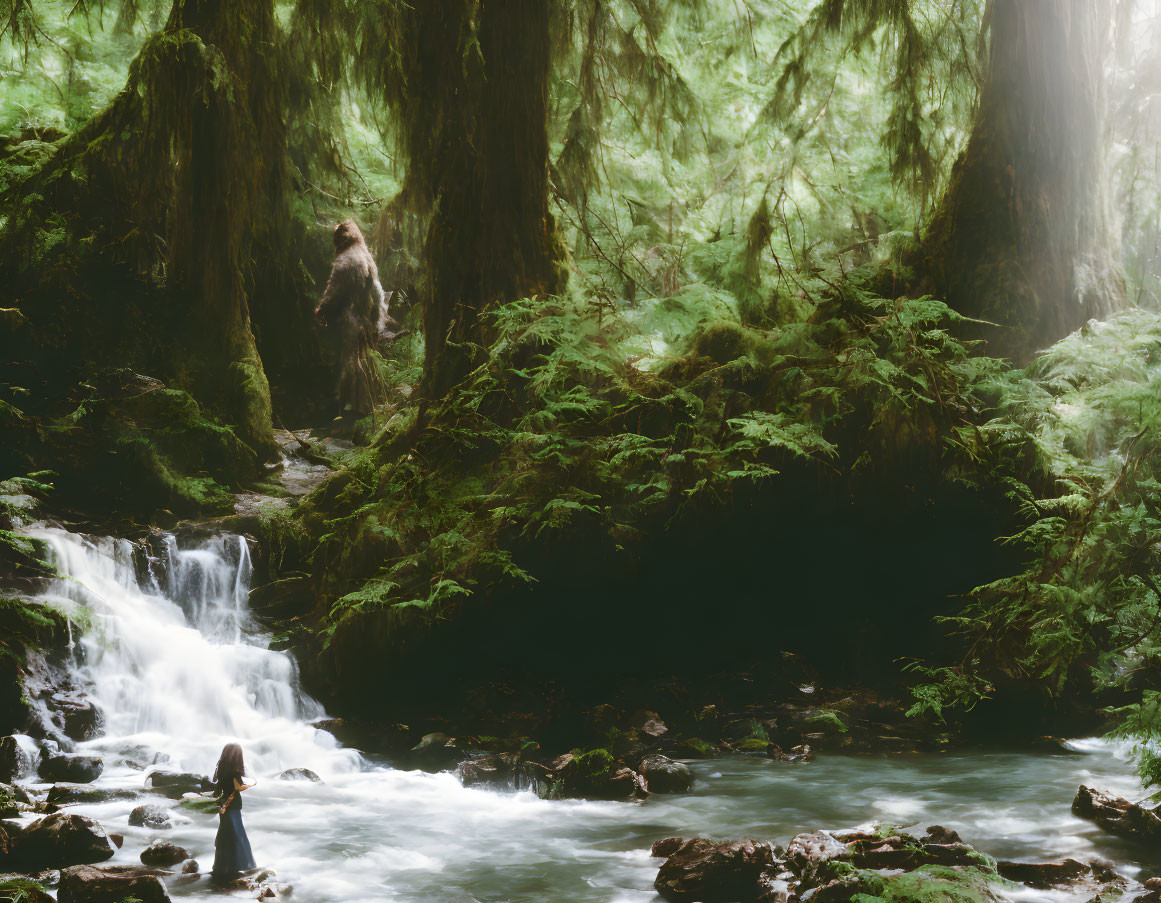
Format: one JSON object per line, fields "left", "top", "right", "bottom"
{"left": 0, "top": 0, "right": 287, "bottom": 453}
{"left": 162, "top": 0, "right": 284, "bottom": 450}
{"left": 421, "top": 0, "right": 568, "bottom": 399}
{"left": 919, "top": 0, "right": 1123, "bottom": 362}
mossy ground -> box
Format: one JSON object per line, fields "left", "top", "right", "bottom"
{"left": 0, "top": 372, "right": 261, "bottom": 524}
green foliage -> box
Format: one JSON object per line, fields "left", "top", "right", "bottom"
{"left": 0, "top": 876, "right": 50, "bottom": 903}
{"left": 291, "top": 280, "right": 1008, "bottom": 672}
{"left": 178, "top": 796, "right": 221, "bottom": 814}
{"left": 0, "top": 374, "right": 254, "bottom": 521}
{"left": 0, "top": 595, "right": 67, "bottom": 667}
{"left": 903, "top": 310, "right": 1161, "bottom": 780}
{"left": 766, "top": 0, "right": 983, "bottom": 209}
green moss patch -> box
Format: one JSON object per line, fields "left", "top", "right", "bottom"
{"left": 852, "top": 865, "right": 1010, "bottom": 903}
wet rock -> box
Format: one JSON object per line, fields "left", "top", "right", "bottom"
{"left": 654, "top": 837, "right": 777, "bottom": 902}
{"left": 767, "top": 744, "right": 813, "bottom": 764}
{"left": 997, "top": 859, "right": 1092, "bottom": 889}
{"left": 0, "top": 786, "right": 18, "bottom": 818}
{"left": 553, "top": 749, "right": 644, "bottom": 801}
{"left": 458, "top": 753, "right": 551, "bottom": 792}
{"left": 920, "top": 825, "right": 962, "bottom": 845}
{"left": 409, "top": 733, "right": 463, "bottom": 772}
{"left": 145, "top": 770, "right": 213, "bottom": 798}
{"left": 128, "top": 804, "right": 174, "bottom": 829}
{"left": 652, "top": 837, "right": 686, "bottom": 858}
{"left": 639, "top": 755, "right": 694, "bottom": 794}
{"left": 47, "top": 785, "right": 139, "bottom": 807}
{"left": 107, "top": 834, "right": 122, "bottom": 849}
{"left": 312, "top": 719, "right": 414, "bottom": 758}
{"left": 38, "top": 753, "right": 103, "bottom": 784}
{"left": 786, "top": 831, "right": 850, "bottom": 887}
{"left": 640, "top": 711, "right": 669, "bottom": 739}
{"left": 311, "top": 718, "right": 343, "bottom": 736}
{"left": 249, "top": 577, "right": 312, "bottom": 620}
{"left": 0, "top": 782, "right": 30, "bottom": 805}
{"left": 57, "top": 864, "right": 172, "bottom": 903}
{"left": 0, "top": 736, "right": 31, "bottom": 782}
{"left": 0, "top": 820, "right": 22, "bottom": 859}
{"left": 182, "top": 859, "right": 198, "bottom": 874}
{"left": 835, "top": 829, "right": 984, "bottom": 872}
{"left": 140, "top": 840, "right": 189, "bottom": 866}
{"left": 111, "top": 745, "right": 155, "bottom": 770}
{"left": 459, "top": 753, "right": 516, "bottom": 788}
{"left": 14, "top": 813, "right": 115, "bottom": 870}
{"left": 277, "top": 767, "right": 321, "bottom": 782}
{"left": 29, "top": 868, "right": 61, "bottom": 887}
{"left": 810, "top": 869, "right": 887, "bottom": 903}
{"left": 1072, "top": 785, "right": 1161, "bottom": 839}
{"left": 176, "top": 797, "right": 220, "bottom": 815}
{"left": 50, "top": 694, "right": 103, "bottom": 743}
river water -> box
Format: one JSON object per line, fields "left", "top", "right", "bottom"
{"left": 14, "top": 527, "right": 1158, "bottom": 902}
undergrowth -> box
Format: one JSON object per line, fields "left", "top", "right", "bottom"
{"left": 288, "top": 282, "right": 1013, "bottom": 663}
{"left": 904, "top": 311, "right": 1161, "bottom": 783}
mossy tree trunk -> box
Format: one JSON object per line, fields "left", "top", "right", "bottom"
{"left": 162, "top": 0, "right": 286, "bottom": 451}
{"left": 411, "top": 0, "right": 568, "bottom": 399}
{"left": 919, "top": 0, "right": 1123, "bottom": 362}
{"left": 0, "top": 0, "right": 291, "bottom": 454}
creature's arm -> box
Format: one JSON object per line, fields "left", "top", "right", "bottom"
{"left": 234, "top": 776, "right": 256, "bottom": 792}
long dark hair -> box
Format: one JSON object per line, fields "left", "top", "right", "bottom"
{"left": 212, "top": 742, "right": 245, "bottom": 796}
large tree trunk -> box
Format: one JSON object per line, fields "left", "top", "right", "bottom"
{"left": 919, "top": 0, "right": 1123, "bottom": 362}
{"left": 420, "top": 0, "right": 568, "bottom": 399}
{"left": 163, "top": 0, "right": 284, "bottom": 450}
{"left": 0, "top": 0, "right": 286, "bottom": 453}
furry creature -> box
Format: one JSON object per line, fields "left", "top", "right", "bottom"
{"left": 315, "top": 220, "right": 387, "bottom": 418}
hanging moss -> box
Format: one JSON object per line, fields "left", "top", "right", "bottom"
{"left": 0, "top": 0, "right": 315, "bottom": 457}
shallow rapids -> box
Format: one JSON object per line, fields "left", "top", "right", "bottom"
{"left": 14, "top": 527, "right": 1157, "bottom": 902}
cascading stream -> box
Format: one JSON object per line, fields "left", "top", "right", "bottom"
{"left": 12, "top": 525, "right": 1157, "bottom": 902}
{"left": 29, "top": 527, "right": 355, "bottom": 778}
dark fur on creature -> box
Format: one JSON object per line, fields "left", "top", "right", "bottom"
{"left": 315, "top": 220, "right": 388, "bottom": 418}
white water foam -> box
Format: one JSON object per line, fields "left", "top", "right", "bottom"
{"left": 10, "top": 526, "right": 1154, "bottom": 902}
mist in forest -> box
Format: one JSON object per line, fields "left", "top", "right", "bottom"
{"left": 5, "top": 2, "right": 1161, "bottom": 901}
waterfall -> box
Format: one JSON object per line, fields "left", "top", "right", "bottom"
{"left": 28, "top": 526, "right": 359, "bottom": 779}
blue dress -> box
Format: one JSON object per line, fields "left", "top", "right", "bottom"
{"left": 211, "top": 781, "right": 256, "bottom": 881}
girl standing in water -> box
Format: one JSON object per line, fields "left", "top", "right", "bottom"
{"left": 211, "top": 742, "right": 257, "bottom": 883}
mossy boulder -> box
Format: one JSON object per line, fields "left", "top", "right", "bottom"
{"left": 850, "top": 865, "right": 1010, "bottom": 903}
{"left": 177, "top": 797, "right": 220, "bottom": 815}
{"left": 0, "top": 531, "right": 53, "bottom": 578}
{"left": 653, "top": 837, "right": 778, "bottom": 902}
{"left": 553, "top": 748, "right": 643, "bottom": 800}
{"left": 42, "top": 379, "right": 256, "bottom": 519}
